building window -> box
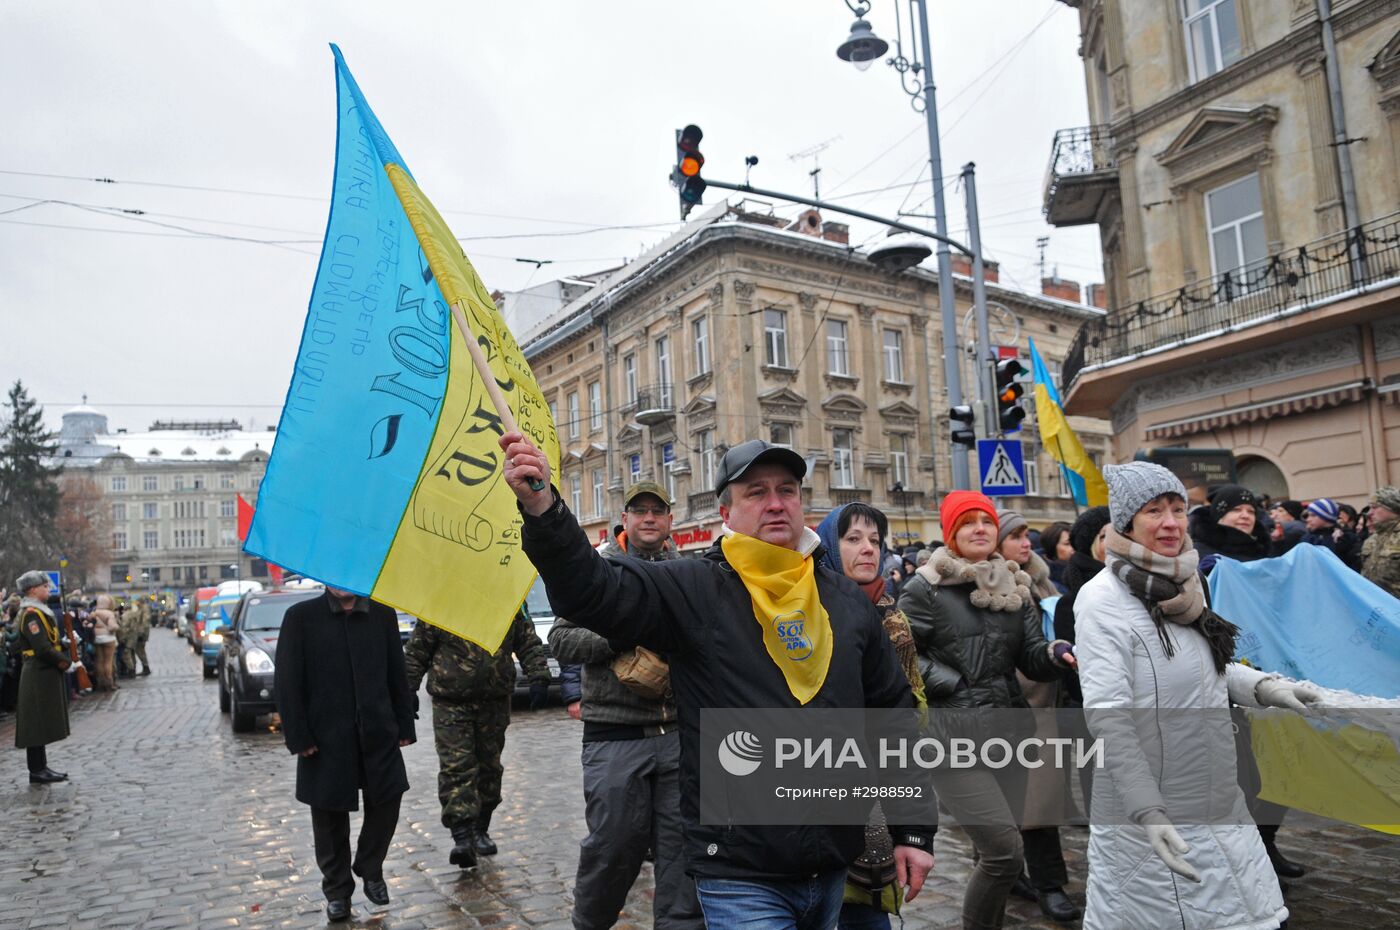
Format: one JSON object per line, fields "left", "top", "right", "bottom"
{"left": 764, "top": 309, "right": 788, "bottom": 368}
{"left": 111, "top": 476, "right": 127, "bottom": 492}
{"left": 174, "top": 529, "right": 206, "bottom": 549}
{"left": 629, "top": 453, "right": 641, "bottom": 484}
{"left": 1024, "top": 447, "right": 1041, "bottom": 496}
{"left": 1183, "top": 0, "right": 1241, "bottom": 82}
{"left": 143, "top": 502, "right": 158, "bottom": 519}
{"left": 832, "top": 430, "right": 855, "bottom": 489}
{"left": 592, "top": 469, "right": 605, "bottom": 517}
{"left": 624, "top": 354, "right": 638, "bottom": 404}
{"left": 588, "top": 381, "right": 602, "bottom": 431}
{"left": 147, "top": 567, "right": 161, "bottom": 582}
{"left": 193, "top": 474, "right": 205, "bottom": 490}
{"left": 142, "top": 475, "right": 158, "bottom": 492}
{"left": 143, "top": 530, "right": 159, "bottom": 550}
{"left": 570, "top": 474, "right": 582, "bottom": 515}
{"left": 112, "top": 502, "right": 127, "bottom": 522}
{"left": 113, "top": 531, "right": 129, "bottom": 550}
{"left": 220, "top": 528, "right": 238, "bottom": 547}
{"left": 770, "top": 423, "right": 793, "bottom": 447}
{"left": 890, "top": 434, "right": 910, "bottom": 488}
{"left": 882, "top": 329, "right": 905, "bottom": 382}
{"left": 656, "top": 335, "right": 673, "bottom": 407}
{"left": 567, "top": 391, "right": 580, "bottom": 440}
{"left": 173, "top": 475, "right": 185, "bottom": 491}
{"left": 827, "top": 320, "right": 850, "bottom": 376}
{"left": 175, "top": 500, "right": 205, "bottom": 519}
{"left": 219, "top": 473, "right": 235, "bottom": 490}
{"left": 220, "top": 499, "right": 236, "bottom": 518}
{"left": 659, "top": 442, "right": 677, "bottom": 501}
{"left": 111, "top": 564, "right": 129, "bottom": 585}
{"left": 1205, "top": 173, "right": 1267, "bottom": 287}
{"left": 692, "top": 317, "right": 710, "bottom": 375}
{"left": 696, "top": 429, "right": 715, "bottom": 493}
{"left": 548, "top": 400, "right": 558, "bottom": 428}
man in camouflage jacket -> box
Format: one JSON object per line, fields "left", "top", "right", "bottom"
{"left": 1361, "top": 486, "right": 1400, "bottom": 599}
{"left": 403, "top": 606, "right": 550, "bottom": 867}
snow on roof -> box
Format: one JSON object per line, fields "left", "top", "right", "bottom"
{"left": 66, "top": 428, "right": 275, "bottom": 465}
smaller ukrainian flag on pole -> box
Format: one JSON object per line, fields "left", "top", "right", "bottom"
{"left": 1028, "top": 339, "right": 1108, "bottom": 507}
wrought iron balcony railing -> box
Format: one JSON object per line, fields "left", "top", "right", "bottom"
{"left": 1043, "top": 125, "right": 1118, "bottom": 225}
{"left": 632, "top": 383, "right": 675, "bottom": 425}
{"left": 1063, "top": 212, "right": 1400, "bottom": 388}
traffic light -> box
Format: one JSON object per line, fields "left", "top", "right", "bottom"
{"left": 949, "top": 404, "right": 976, "bottom": 447}
{"left": 671, "top": 124, "right": 706, "bottom": 218}
{"left": 995, "top": 359, "right": 1028, "bottom": 433}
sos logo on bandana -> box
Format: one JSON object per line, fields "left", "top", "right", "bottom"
{"left": 773, "top": 610, "right": 813, "bottom": 661}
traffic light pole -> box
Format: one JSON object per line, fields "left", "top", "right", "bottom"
{"left": 962, "top": 163, "right": 996, "bottom": 440}
{"left": 703, "top": 175, "right": 981, "bottom": 489}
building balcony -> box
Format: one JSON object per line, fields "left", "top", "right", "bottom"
{"left": 831, "top": 487, "right": 872, "bottom": 507}
{"left": 687, "top": 490, "right": 716, "bottom": 519}
{"left": 888, "top": 488, "right": 926, "bottom": 511}
{"left": 1043, "top": 125, "right": 1118, "bottom": 226}
{"left": 632, "top": 383, "right": 675, "bottom": 426}
{"left": 1062, "top": 211, "right": 1400, "bottom": 414}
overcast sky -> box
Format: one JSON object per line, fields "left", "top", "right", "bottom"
{"left": 2, "top": 0, "right": 1101, "bottom": 435}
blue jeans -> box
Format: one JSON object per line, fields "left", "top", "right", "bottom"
{"left": 696, "top": 870, "right": 845, "bottom": 930}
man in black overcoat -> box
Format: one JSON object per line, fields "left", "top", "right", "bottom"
{"left": 275, "top": 586, "right": 416, "bottom": 922}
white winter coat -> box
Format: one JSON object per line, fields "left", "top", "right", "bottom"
{"left": 1073, "top": 568, "right": 1288, "bottom": 930}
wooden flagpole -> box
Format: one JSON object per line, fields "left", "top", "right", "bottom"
{"left": 449, "top": 300, "right": 546, "bottom": 491}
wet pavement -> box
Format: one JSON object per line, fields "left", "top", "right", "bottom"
{"left": 1, "top": 630, "right": 1395, "bottom": 929}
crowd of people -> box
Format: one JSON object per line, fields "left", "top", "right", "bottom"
{"left": 12, "top": 438, "right": 1395, "bottom": 930}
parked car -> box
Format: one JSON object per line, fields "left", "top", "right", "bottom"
{"left": 217, "top": 587, "right": 323, "bottom": 733}
{"left": 395, "top": 610, "right": 417, "bottom": 645}
{"left": 186, "top": 585, "right": 219, "bottom": 653}
{"left": 513, "top": 577, "right": 562, "bottom": 701}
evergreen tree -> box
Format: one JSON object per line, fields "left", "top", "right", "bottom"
{"left": 0, "top": 380, "right": 62, "bottom": 589}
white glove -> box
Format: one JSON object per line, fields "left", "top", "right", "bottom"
{"left": 1255, "top": 677, "right": 1323, "bottom": 711}
{"left": 1140, "top": 810, "right": 1201, "bottom": 882}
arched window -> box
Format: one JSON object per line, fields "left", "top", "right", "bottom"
{"left": 1236, "top": 455, "right": 1288, "bottom": 500}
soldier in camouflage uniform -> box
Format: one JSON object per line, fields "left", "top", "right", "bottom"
{"left": 1361, "top": 486, "right": 1400, "bottom": 599}
{"left": 403, "top": 606, "right": 551, "bottom": 868}
{"left": 125, "top": 599, "right": 152, "bottom": 676}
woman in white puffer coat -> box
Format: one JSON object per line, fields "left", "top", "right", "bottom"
{"left": 1073, "top": 462, "right": 1321, "bottom": 930}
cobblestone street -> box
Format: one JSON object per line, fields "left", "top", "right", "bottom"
{"left": 1, "top": 630, "right": 1395, "bottom": 929}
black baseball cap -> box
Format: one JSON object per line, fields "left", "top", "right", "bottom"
{"left": 714, "top": 439, "right": 807, "bottom": 496}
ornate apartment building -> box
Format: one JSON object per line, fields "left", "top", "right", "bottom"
{"left": 519, "top": 204, "right": 1111, "bottom": 552}
{"left": 55, "top": 404, "right": 274, "bottom": 594}
{"left": 1048, "top": 0, "right": 1400, "bottom": 500}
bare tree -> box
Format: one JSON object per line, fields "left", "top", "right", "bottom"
{"left": 55, "top": 472, "right": 111, "bottom": 592}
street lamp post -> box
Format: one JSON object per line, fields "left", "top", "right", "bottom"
{"left": 837, "top": 0, "right": 970, "bottom": 489}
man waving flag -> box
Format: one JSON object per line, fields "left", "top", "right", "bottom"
{"left": 1028, "top": 338, "right": 1107, "bottom": 507}
{"left": 246, "top": 45, "right": 560, "bottom": 651}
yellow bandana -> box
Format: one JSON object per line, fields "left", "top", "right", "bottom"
{"left": 721, "top": 531, "right": 832, "bottom": 704}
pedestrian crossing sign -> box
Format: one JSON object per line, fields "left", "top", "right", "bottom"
{"left": 976, "top": 439, "right": 1026, "bottom": 497}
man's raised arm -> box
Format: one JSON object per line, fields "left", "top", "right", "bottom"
{"left": 499, "top": 432, "right": 686, "bottom": 654}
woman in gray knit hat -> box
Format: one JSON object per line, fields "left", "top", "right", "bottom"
{"left": 12, "top": 570, "right": 72, "bottom": 783}
{"left": 1070, "top": 462, "right": 1325, "bottom": 930}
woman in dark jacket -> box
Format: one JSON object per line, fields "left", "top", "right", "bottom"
{"left": 899, "top": 492, "right": 1076, "bottom": 929}
{"left": 1189, "top": 484, "right": 1271, "bottom": 573}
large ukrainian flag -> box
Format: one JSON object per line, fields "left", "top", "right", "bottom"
{"left": 1029, "top": 339, "right": 1107, "bottom": 507}
{"left": 246, "top": 46, "right": 560, "bottom": 651}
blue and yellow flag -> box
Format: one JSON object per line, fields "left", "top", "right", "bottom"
{"left": 1028, "top": 339, "right": 1107, "bottom": 507}
{"left": 246, "top": 46, "right": 560, "bottom": 651}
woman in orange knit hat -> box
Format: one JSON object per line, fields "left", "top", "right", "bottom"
{"left": 898, "top": 491, "right": 1079, "bottom": 928}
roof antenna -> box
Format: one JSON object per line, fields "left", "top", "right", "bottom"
{"left": 788, "top": 135, "right": 842, "bottom": 200}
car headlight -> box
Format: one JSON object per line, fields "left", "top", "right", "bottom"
{"left": 244, "top": 647, "right": 274, "bottom": 674}
{"left": 205, "top": 632, "right": 224, "bottom": 644}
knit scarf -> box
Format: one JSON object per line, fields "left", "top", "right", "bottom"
{"left": 917, "top": 548, "right": 1032, "bottom": 613}
{"left": 721, "top": 531, "right": 832, "bottom": 704}
{"left": 1103, "top": 527, "right": 1237, "bottom": 673}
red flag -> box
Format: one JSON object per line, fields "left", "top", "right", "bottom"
{"left": 269, "top": 563, "right": 285, "bottom": 587}
{"left": 236, "top": 494, "right": 254, "bottom": 543}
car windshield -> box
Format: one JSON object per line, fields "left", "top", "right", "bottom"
{"left": 241, "top": 593, "right": 319, "bottom": 631}
{"left": 524, "top": 578, "right": 553, "bottom": 620}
